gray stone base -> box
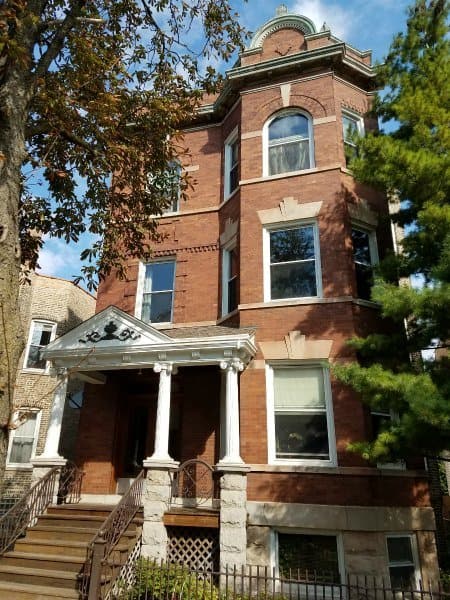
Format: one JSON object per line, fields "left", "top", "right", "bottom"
{"left": 219, "top": 470, "right": 248, "bottom": 569}
{"left": 141, "top": 467, "right": 173, "bottom": 559}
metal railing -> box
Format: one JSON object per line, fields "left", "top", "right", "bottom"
{"left": 0, "top": 462, "right": 84, "bottom": 555}
{"left": 81, "top": 469, "right": 145, "bottom": 600}
{"left": 170, "top": 459, "right": 219, "bottom": 508}
{"left": 98, "top": 560, "right": 450, "bottom": 600}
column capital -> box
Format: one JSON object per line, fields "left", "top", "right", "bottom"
{"left": 220, "top": 359, "right": 244, "bottom": 373}
{"left": 153, "top": 362, "right": 177, "bottom": 375}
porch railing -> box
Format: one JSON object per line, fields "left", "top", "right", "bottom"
{"left": 170, "top": 459, "right": 219, "bottom": 508}
{"left": 94, "top": 559, "right": 450, "bottom": 600}
{"left": 0, "top": 461, "right": 84, "bottom": 555}
{"left": 80, "top": 468, "right": 145, "bottom": 600}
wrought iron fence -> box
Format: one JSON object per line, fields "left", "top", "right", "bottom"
{"left": 170, "top": 460, "right": 219, "bottom": 508}
{"left": 105, "top": 560, "right": 450, "bottom": 600}
{"left": 80, "top": 469, "right": 145, "bottom": 600}
{"left": 0, "top": 461, "right": 84, "bottom": 555}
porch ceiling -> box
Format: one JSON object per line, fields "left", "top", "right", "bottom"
{"left": 42, "top": 305, "right": 257, "bottom": 371}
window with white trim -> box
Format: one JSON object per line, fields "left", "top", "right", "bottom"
{"left": 277, "top": 532, "right": 342, "bottom": 584}
{"left": 224, "top": 130, "right": 239, "bottom": 199}
{"left": 265, "top": 111, "right": 314, "bottom": 176}
{"left": 7, "top": 410, "right": 41, "bottom": 466}
{"left": 264, "top": 223, "right": 321, "bottom": 301}
{"left": 342, "top": 111, "right": 364, "bottom": 166}
{"left": 136, "top": 260, "right": 176, "bottom": 324}
{"left": 267, "top": 365, "right": 336, "bottom": 465}
{"left": 386, "top": 535, "right": 419, "bottom": 589}
{"left": 148, "top": 161, "right": 181, "bottom": 214}
{"left": 23, "top": 320, "right": 56, "bottom": 371}
{"left": 222, "top": 244, "right": 238, "bottom": 315}
{"left": 351, "top": 227, "right": 378, "bottom": 300}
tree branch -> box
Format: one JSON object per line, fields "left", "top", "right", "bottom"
{"left": 34, "top": 0, "right": 88, "bottom": 81}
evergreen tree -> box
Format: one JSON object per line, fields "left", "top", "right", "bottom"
{"left": 334, "top": 0, "right": 450, "bottom": 463}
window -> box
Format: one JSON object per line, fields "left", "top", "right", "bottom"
{"left": 351, "top": 227, "right": 378, "bottom": 300}
{"left": 278, "top": 533, "right": 341, "bottom": 584}
{"left": 371, "top": 408, "right": 405, "bottom": 470}
{"left": 264, "top": 223, "right": 321, "bottom": 301}
{"left": 267, "top": 365, "right": 336, "bottom": 465}
{"left": 222, "top": 245, "right": 238, "bottom": 315}
{"left": 23, "top": 320, "right": 56, "bottom": 370}
{"left": 7, "top": 410, "right": 41, "bottom": 466}
{"left": 266, "top": 111, "right": 313, "bottom": 176}
{"left": 149, "top": 161, "right": 181, "bottom": 214}
{"left": 224, "top": 130, "right": 239, "bottom": 199}
{"left": 136, "top": 260, "right": 176, "bottom": 324}
{"left": 342, "top": 112, "right": 364, "bottom": 166}
{"left": 387, "top": 535, "right": 419, "bottom": 589}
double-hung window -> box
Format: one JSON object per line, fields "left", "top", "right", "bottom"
{"left": 222, "top": 245, "right": 238, "bottom": 315}
{"left": 342, "top": 111, "right": 364, "bottom": 166}
{"left": 351, "top": 227, "right": 378, "bottom": 301}
{"left": 137, "top": 260, "right": 176, "bottom": 324}
{"left": 7, "top": 410, "right": 41, "bottom": 467}
{"left": 267, "top": 365, "right": 336, "bottom": 465}
{"left": 265, "top": 223, "right": 321, "bottom": 301}
{"left": 266, "top": 112, "right": 313, "bottom": 176}
{"left": 148, "top": 161, "right": 181, "bottom": 214}
{"left": 386, "top": 535, "right": 419, "bottom": 589}
{"left": 23, "top": 320, "right": 56, "bottom": 371}
{"left": 224, "top": 130, "right": 239, "bottom": 199}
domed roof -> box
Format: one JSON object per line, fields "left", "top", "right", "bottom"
{"left": 248, "top": 4, "right": 317, "bottom": 50}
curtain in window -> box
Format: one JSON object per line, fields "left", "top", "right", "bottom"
{"left": 269, "top": 140, "right": 309, "bottom": 175}
{"left": 9, "top": 414, "right": 37, "bottom": 463}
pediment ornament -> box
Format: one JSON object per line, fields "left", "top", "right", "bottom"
{"left": 79, "top": 320, "right": 141, "bottom": 344}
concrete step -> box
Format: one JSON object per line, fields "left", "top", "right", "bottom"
{"left": 14, "top": 538, "right": 89, "bottom": 557}
{"left": 0, "top": 580, "right": 79, "bottom": 599}
{"left": 0, "top": 564, "right": 79, "bottom": 589}
{"left": 1, "top": 551, "right": 84, "bottom": 571}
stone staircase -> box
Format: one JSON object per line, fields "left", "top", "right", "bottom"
{"left": 0, "top": 504, "right": 143, "bottom": 599}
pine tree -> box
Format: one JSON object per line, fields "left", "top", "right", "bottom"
{"left": 334, "top": 0, "right": 450, "bottom": 463}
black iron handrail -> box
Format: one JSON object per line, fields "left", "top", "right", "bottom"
{"left": 170, "top": 459, "right": 218, "bottom": 507}
{"left": 0, "top": 462, "right": 84, "bottom": 555}
{"left": 81, "top": 469, "right": 145, "bottom": 600}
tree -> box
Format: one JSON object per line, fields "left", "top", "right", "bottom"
{"left": 334, "top": 0, "right": 450, "bottom": 463}
{"left": 0, "top": 0, "right": 246, "bottom": 479}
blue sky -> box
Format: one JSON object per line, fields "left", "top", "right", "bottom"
{"left": 37, "top": 0, "right": 412, "bottom": 286}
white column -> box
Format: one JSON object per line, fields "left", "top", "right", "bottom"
{"left": 219, "top": 359, "right": 244, "bottom": 465}
{"left": 41, "top": 368, "right": 68, "bottom": 459}
{"left": 145, "top": 362, "right": 177, "bottom": 465}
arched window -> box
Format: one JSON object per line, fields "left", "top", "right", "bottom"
{"left": 266, "top": 111, "right": 313, "bottom": 176}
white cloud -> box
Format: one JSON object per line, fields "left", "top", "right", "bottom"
{"left": 290, "top": 0, "right": 359, "bottom": 40}
{"left": 37, "top": 238, "right": 83, "bottom": 280}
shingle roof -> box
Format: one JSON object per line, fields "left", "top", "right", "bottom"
{"left": 160, "top": 325, "right": 256, "bottom": 339}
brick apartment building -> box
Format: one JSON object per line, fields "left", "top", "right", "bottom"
{"left": 1, "top": 273, "right": 95, "bottom": 506}
{"left": 37, "top": 7, "right": 439, "bottom": 585}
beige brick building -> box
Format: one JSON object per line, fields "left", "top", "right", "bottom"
{"left": 1, "top": 273, "right": 95, "bottom": 505}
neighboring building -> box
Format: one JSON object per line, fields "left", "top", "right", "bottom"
{"left": 1, "top": 273, "right": 95, "bottom": 506}
{"left": 38, "top": 8, "right": 440, "bottom": 586}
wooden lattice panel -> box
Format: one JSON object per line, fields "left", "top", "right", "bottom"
{"left": 167, "top": 526, "right": 219, "bottom": 571}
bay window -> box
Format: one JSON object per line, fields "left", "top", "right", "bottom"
{"left": 24, "top": 320, "right": 56, "bottom": 371}
{"left": 266, "top": 111, "right": 313, "bottom": 176}
{"left": 351, "top": 227, "right": 378, "bottom": 300}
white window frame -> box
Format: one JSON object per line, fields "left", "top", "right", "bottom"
{"left": 224, "top": 127, "right": 239, "bottom": 200}
{"left": 6, "top": 409, "right": 42, "bottom": 468}
{"left": 386, "top": 534, "right": 420, "bottom": 589}
{"left": 263, "top": 109, "right": 315, "bottom": 177}
{"left": 263, "top": 220, "right": 322, "bottom": 302}
{"left": 342, "top": 109, "right": 364, "bottom": 165}
{"left": 221, "top": 240, "right": 238, "bottom": 316}
{"left": 271, "top": 529, "right": 345, "bottom": 590}
{"left": 351, "top": 224, "right": 379, "bottom": 300}
{"left": 22, "top": 319, "right": 57, "bottom": 373}
{"left": 148, "top": 161, "right": 181, "bottom": 215}
{"left": 266, "top": 363, "right": 337, "bottom": 467}
{"left": 371, "top": 408, "right": 406, "bottom": 471}
{"left": 135, "top": 259, "right": 176, "bottom": 325}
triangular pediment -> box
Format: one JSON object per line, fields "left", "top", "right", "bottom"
{"left": 44, "top": 305, "right": 172, "bottom": 355}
